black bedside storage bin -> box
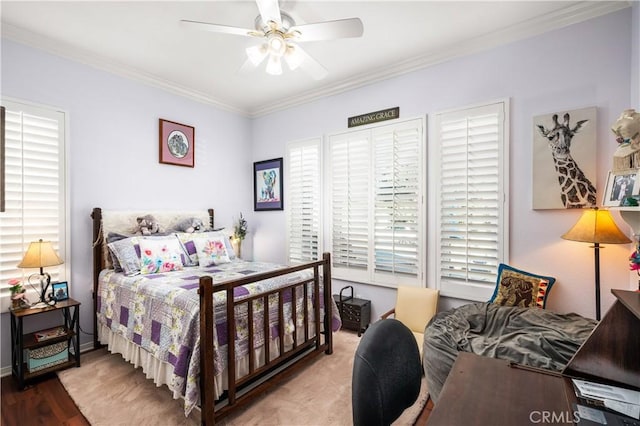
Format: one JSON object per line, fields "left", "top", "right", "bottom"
{"left": 333, "top": 286, "right": 371, "bottom": 336}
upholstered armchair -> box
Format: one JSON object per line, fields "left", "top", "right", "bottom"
{"left": 380, "top": 286, "right": 439, "bottom": 358}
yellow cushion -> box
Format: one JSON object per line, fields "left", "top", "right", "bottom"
{"left": 393, "top": 287, "right": 439, "bottom": 334}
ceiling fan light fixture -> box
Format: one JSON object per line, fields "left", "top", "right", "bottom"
{"left": 284, "top": 44, "right": 304, "bottom": 71}
{"left": 265, "top": 53, "right": 283, "bottom": 75}
{"left": 246, "top": 44, "right": 268, "bottom": 66}
{"left": 267, "top": 33, "right": 286, "bottom": 57}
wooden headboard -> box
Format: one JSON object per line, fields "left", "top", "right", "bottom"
{"left": 90, "top": 207, "right": 214, "bottom": 348}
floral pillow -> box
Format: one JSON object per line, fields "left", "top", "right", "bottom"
{"left": 193, "top": 236, "right": 231, "bottom": 267}
{"left": 175, "top": 231, "right": 236, "bottom": 266}
{"left": 138, "top": 237, "right": 185, "bottom": 275}
{"left": 489, "top": 264, "right": 556, "bottom": 309}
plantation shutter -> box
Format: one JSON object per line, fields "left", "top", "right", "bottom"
{"left": 436, "top": 102, "right": 508, "bottom": 300}
{"left": 286, "top": 138, "right": 321, "bottom": 264}
{"left": 373, "top": 119, "right": 422, "bottom": 282}
{"left": 330, "top": 130, "right": 370, "bottom": 279}
{"left": 329, "top": 117, "right": 425, "bottom": 287}
{"left": 0, "top": 100, "right": 67, "bottom": 300}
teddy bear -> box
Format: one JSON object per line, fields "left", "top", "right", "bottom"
{"left": 612, "top": 108, "right": 640, "bottom": 146}
{"left": 135, "top": 214, "right": 163, "bottom": 235}
{"left": 173, "top": 217, "right": 206, "bottom": 233}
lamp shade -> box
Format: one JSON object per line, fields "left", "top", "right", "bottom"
{"left": 561, "top": 208, "right": 631, "bottom": 244}
{"left": 17, "top": 239, "right": 63, "bottom": 269}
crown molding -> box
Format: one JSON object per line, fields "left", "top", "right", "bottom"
{"left": 1, "top": 1, "right": 630, "bottom": 118}
{"left": 1, "top": 22, "right": 247, "bottom": 116}
{"left": 249, "top": 1, "right": 630, "bottom": 117}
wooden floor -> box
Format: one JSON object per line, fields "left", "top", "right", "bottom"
{"left": 1, "top": 373, "right": 433, "bottom": 425}
{"left": 1, "top": 373, "right": 89, "bottom": 426}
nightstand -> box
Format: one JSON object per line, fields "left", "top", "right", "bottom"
{"left": 333, "top": 286, "right": 371, "bottom": 336}
{"left": 10, "top": 298, "right": 81, "bottom": 390}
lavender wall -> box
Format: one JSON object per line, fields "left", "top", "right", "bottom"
{"left": 250, "top": 9, "right": 635, "bottom": 320}
{"left": 0, "top": 7, "right": 636, "bottom": 372}
{"left": 0, "top": 39, "right": 253, "bottom": 369}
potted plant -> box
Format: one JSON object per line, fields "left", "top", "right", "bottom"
{"left": 8, "top": 279, "right": 28, "bottom": 309}
{"left": 232, "top": 213, "right": 247, "bottom": 259}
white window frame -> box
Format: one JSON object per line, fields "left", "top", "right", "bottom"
{"left": 429, "top": 99, "right": 510, "bottom": 301}
{"left": 328, "top": 117, "right": 426, "bottom": 288}
{"left": 0, "top": 98, "right": 69, "bottom": 311}
{"left": 285, "top": 137, "right": 323, "bottom": 264}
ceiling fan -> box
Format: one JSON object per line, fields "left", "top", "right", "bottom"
{"left": 181, "top": 0, "right": 364, "bottom": 80}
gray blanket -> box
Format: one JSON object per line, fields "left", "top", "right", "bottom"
{"left": 423, "top": 302, "right": 596, "bottom": 403}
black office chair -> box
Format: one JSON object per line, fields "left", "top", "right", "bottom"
{"left": 352, "top": 318, "right": 422, "bottom": 426}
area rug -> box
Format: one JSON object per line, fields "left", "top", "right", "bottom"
{"left": 58, "top": 330, "right": 428, "bottom": 425}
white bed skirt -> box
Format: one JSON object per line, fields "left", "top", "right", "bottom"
{"left": 98, "top": 323, "right": 317, "bottom": 402}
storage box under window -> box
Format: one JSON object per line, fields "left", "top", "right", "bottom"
{"left": 26, "top": 341, "right": 69, "bottom": 372}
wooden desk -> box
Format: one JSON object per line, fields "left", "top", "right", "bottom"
{"left": 427, "top": 352, "right": 572, "bottom": 425}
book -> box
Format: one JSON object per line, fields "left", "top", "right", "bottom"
{"left": 34, "top": 326, "right": 66, "bottom": 342}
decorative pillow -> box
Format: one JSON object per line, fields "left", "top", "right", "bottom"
{"left": 138, "top": 237, "right": 185, "bottom": 275}
{"left": 489, "top": 264, "right": 555, "bottom": 309}
{"left": 107, "top": 236, "right": 141, "bottom": 276}
{"left": 175, "top": 231, "right": 236, "bottom": 266}
{"left": 106, "top": 232, "right": 134, "bottom": 272}
{"left": 193, "top": 236, "right": 231, "bottom": 267}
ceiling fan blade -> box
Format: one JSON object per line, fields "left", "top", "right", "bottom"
{"left": 290, "top": 18, "right": 363, "bottom": 42}
{"left": 180, "top": 20, "right": 259, "bottom": 37}
{"left": 239, "top": 57, "right": 259, "bottom": 75}
{"left": 256, "top": 0, "right": 281, "bottom": 27}
{"left": 288, "top": 44, "right": 328, "bottom": 80}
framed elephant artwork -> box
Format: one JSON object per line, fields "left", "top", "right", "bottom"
{"left": 254, "top": 157, "right": 283, "bottom": 211}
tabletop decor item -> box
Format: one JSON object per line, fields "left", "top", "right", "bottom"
{"left": 232, "top": 213, "right": 247, "bottom": 258}
{"left": 8, "top": 278, "right": 29, "bottom": 310}
{"left": 159, "top": 119, "right": 195, "bottom": 167}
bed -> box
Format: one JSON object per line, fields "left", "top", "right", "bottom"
{"left": 423, "top": 302, "right": 597, "bottom": 403}
{"left": 90, "top": 207, "right": 338, "bottom": 424}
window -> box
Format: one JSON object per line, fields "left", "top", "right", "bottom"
{"left": 433, "top": 100, "right": 509, "bottom": 301}
{"left": 285, "top": 138, "right": 322, "bottom": 264}
{"left": 0, "top": 99, "right": 67, "bottom": 306}
{"left": 329, "top": 118, "right": 425, "bottom": 287}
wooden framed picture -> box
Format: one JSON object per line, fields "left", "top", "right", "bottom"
{"left": 603, "top": 169, "right": 640, "bottom": 207}
{"left": 254, "top": 158, "right": 283, "bottom": 211}
{"left": 159, "top": 119, "right": 195, "bottom": 167}
{"left": 52, "top": 281, "right": 69, "bottom": 301}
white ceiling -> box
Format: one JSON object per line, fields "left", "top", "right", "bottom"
{"left": 0, "top": 1, "right": 629, "bottom": 116}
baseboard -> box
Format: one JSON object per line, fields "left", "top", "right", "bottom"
{"left": 0, "top": 341, "right": 95, "bottom": 378}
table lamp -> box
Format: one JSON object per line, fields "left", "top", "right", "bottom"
{"left": 17, "top": 239, "right": 64, "bottom": 304}
{"left": 561, "top": 207, "right": 631, "bottom": 320}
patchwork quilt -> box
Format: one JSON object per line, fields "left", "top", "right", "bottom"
{"left": 97, "top": 259, "right": 339, "bottom": 415}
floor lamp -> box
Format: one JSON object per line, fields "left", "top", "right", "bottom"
{"left": 562, "top": 207, "right": 631, "bottom": 320}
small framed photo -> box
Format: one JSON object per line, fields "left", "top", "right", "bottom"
{"left": 159, "top": 119, "right": 195, "bottom": 167}
{"left": 254, "top": 158, "right": 283, "bottom": 211}
{"left": 52, "top": 281, "right": 69, "bottom": 301}
{"left": 603, "top": 169, "right": 640, "bottom": 207}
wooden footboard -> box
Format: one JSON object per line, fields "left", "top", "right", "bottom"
{"left": 199, "top": 253, "right": 333, "bottom": 425}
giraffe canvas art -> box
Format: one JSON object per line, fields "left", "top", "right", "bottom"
{"left": 532, "top": 107, "right": 597, "bottom": 209}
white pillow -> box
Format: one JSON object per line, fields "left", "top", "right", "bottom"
{"left": 193, "top": 236, "right": 231, "bottom": 267}
{"left": 138, "top": 237, "right": 185, "bottom": 274}
{"left": 175, "top": 231, "right": 236, "bottom": 266}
